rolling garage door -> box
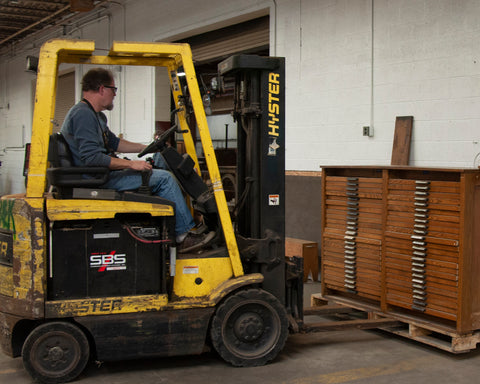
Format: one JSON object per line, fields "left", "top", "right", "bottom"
{"left": 183, "top": 16, "right": 269, "bottom": 64}
{"left": 53, "top": 71, "right": 75, "bottom": 133}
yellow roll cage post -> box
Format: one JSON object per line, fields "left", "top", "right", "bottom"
{"left": 27, "top": 39, "right": 244, "bottom": 278}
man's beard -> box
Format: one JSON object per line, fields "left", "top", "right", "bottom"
{"left": 105, "top": 102, "right": 114, "bottom": 111}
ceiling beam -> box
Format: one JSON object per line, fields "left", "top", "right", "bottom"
{"left": 0, "top": 12, "right": 47, "bottom": 20}
{"left": 2, "top": 0, "right": 67, "bottom": 7}
{"left": 0, "top": 0, "right": 111, "bottom": 47}
{"left": 0, "top": 4, "right": 70, "bottom": 46}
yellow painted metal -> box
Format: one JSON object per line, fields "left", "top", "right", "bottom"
{"left": 207, "top": 273, "right": 264, "bottom": 304}
{"left": 45, "top": 273, "right": 263, "bottom": 316}
{"left": 109, "top": 41, "right": 191, "bottom": 60}
{"left": 60, "top": 55, "right": 177, "bottom": 67}
{"left": 27, "top": 40, "right": 95, "bottom": 198}
{"left": 167, "top": 66, "right": 201, "bottom": 172}
{"left": 45, "top": 294, "right": 169, "bottom": 318}
{"left": 0, "top": 195, "right": 46, "bottom": 317}
{"left": 168, "top": 273, "right": 265, "bottom": 309}
{"left": 46, "top": 196, "right": 174, "bottom": 221}
{"left": 173, "top": 257, "right": 233, "bottom": 298}
{"left": 0, "top": 265, "right": 12, "bottom": 297}
{"left": 181, "top": 51, "right": 244, "bottom": 278}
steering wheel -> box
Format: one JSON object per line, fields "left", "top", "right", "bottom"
{"left": 138, "top": 124, "right": 179, "bottom": 158}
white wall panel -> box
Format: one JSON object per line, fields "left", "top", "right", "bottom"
{"left": 2, "top": 0, "right": 480, "bottom": 194}
{"left": 122, "top": 66, "right": 155, "bottom": 144}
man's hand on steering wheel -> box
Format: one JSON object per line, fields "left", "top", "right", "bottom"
{"left": 138, "top": 124, "right": 179, "bottom": 158}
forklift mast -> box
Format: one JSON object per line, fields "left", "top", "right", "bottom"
{"left": 219, "top": 55, "right": 286, "bottom": 304}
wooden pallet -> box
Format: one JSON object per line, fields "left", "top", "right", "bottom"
{"left": 309, "top": 293, "right": 480, "bottom": 353}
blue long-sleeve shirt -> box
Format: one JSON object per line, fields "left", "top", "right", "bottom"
{"left": 60, "top": 101, "right": 120, "bottom": 167}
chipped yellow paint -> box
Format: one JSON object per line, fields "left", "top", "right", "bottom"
{"left": 168, "top": 273, "right": 264, "bottom": 310}
{"left": 0, "top": 195, "right": 46, "bottom": 317}
{"left": 0, "top": 265, "right": 13, "bottom": 296}
{"left": 45, "top": 294, "right": 169, "bottom": 318}
{"left": 207, "top": 273, "right": 264, "bottom": 304}
{"left": 33, "top": 216, "right": 45, "bottom": 295}
{"left": 173, "top": 257, "right": 234, "bottom": 298}
{"left": 46, "top": 273, "right": 265, "bottom": 317}
{"left": 46, "top": 196, "right": 174, "bottom": 221}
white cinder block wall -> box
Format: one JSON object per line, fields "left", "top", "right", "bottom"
{"left": 1, "top": 0, "right": 480, "bottom": 195}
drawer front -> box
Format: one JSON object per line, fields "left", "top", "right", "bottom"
{"left": 385, "top": 178, "right": 460, "bottom": 321}
{"left": 323, "top": 176, "right": 383, "bottom": 301}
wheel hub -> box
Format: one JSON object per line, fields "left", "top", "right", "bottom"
{"left": 234, "top": 313, "right": 264, "bottom": 342}
{"left": 46, "top": 345, "right": 66, "bottom": 365}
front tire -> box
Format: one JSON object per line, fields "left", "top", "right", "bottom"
{"left": 22, "top": 322, "right": 90, "bottom": 384}
{"left": 210, "top": 289, "right": 289, "bottom": 367}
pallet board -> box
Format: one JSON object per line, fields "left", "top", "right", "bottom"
{"left": 310, "top": 293, "right": 480, "bottom": 353}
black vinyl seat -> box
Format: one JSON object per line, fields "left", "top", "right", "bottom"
{"left": 46, "top": 133, "right": 175, "bottom": 207}
{"left": 46, "top": 133, "right": 110, "bottom": 198}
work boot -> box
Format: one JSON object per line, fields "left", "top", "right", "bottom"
{"left": 178, "top": 230, "right": 215, "bottom": 253}
{"left": 189, "top": 221, "right": 208, "bottom": 235}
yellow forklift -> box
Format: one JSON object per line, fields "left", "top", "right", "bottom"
{"left": 0, "top": 40, "right": 300, "bottom": 383}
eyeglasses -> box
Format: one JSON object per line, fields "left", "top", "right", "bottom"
{"left": 103, "top": 85, "right": 117, "bottom": 93}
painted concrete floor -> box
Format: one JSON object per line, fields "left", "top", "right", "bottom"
{"left": 2, "top": 282, "right": 480, "bottom": 384}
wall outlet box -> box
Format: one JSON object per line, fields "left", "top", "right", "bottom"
{"left": 363, "top": 126, "right": 373, "bottom": 137}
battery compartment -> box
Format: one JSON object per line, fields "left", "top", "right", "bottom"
{"left": 48, "top": 217, "right": 170, "bottom": 300}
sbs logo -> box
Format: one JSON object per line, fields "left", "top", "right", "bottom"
{"left": 90, "top": 251, "right": 127, "bottom": 272}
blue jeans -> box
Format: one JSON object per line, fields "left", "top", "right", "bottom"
{"left": 152, "top": 152, "right": 168, "bottom": 169}
{"left": 103, "top": 169, "right": 195, "bottom": 235}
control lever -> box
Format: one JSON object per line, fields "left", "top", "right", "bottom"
{"left": 137, "top": 170, "right": 152, "bottom": 195}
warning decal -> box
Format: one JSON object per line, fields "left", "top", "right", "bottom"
{"left": 269, "top": 194, "right": 280, "bottom": 206}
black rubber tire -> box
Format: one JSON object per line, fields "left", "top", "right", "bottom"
{"left": 210, "top": 289, "right": 289, "bottom": 367}
{"left": 22, "top": 322, "right": 90, "bottom": 384}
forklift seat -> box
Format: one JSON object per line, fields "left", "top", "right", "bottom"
{"left": 46, "top": 133, "right": 110, "bottom": 198}
{"left": 46, "top": 133, "right": 176, "bottom": 207}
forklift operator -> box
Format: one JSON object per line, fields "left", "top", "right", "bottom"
{"left": 60, "top": 67, "right": 213, "bottom": 253}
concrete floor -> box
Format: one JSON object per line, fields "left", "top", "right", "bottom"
{"left": 2, "top": 282, "right": 480, "bottom": 384}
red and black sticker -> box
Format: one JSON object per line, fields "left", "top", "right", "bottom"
{"left": 89, "top": 251, "right": 126, "bottom": 272}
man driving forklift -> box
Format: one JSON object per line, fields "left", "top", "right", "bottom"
{"left": 60, "top": 67, "right": 214, "bottom": 252}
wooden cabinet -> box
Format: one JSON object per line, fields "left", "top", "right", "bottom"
{"left": 321, "top": 166, "right": 480, "bottom": 334}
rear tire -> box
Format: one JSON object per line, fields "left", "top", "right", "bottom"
{"left": 210, "top": 289, "right": 288, "bottom": 367}
{"left": 22, "top": 322, "right": 90, "bottom": 384}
